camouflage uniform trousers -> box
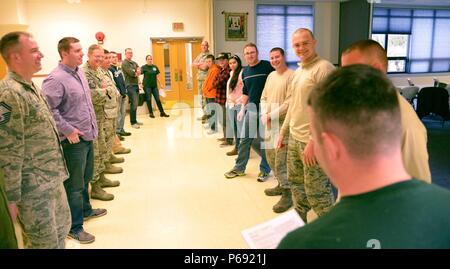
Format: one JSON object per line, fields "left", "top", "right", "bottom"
{"left": 198, "top": 79, "right": 206, "bottom": 112}
{"left": 265, "top": 129, "right": 290, "bottom": 190}
{"left": 287, "top": 134, "right": 334, "bottom": 222}
{"left": 17, "top": 183, "right": 71, "bottom": 248}
{"left": 104, "top": 118, "right": 117, "bottom": 162}
{"left": 92, "top": 111, "right": 107, "bottom": 183}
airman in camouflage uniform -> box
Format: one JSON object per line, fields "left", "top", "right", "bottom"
{"left": 0, "top": 167, "right": 18, "bottom": 249}
{"left": 278, "top": 29, "right": 335, "bottom": 223}
{"left": 82, "top": 45, "right": 114, "bottom": 201}
{"left": 260, "top": 48, "right": 295, "bottom": 214}
{"left": 0, "top": 72, "right": 71, "bottom": 248}
{"left": 99, "top": 51, "right": 124, "bottom": 174}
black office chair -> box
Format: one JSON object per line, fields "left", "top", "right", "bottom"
{"left": 416, "top": 87, "right": 450, "bottom": 127}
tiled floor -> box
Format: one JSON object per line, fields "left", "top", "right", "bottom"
{"left": 65, "top": 108, "right": 281, "bottom": 249}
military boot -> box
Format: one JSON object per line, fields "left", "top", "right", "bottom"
{"left": 104, "top": 162, "right": 123, "bottom": 174}
{"left": 109, "top": 154, "right": 124, "bottom": 164}
{"left": 273, "top": 188, "right": 293, "bottom": 213}
{"left": 264, "top": 184, "right": 283, "bottom": 196}
{"left": 99, "top": 173, "right": 120, "bottom": 188}
{"left": 114, "top": 147, "right": 131, "bottom": 155}
{"left": 91, "top": 182, "right": 114, "bottom": 201}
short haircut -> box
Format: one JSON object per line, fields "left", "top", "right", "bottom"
{"left": 110, "top": 51, "right": 116, "bottom": 54}
{"left": 103, "top": 49, "right": 109, "bottom": 54}
{"left": 243, "top": 42, "right": 258, "bottom": 52}
{"left": 58, "top": 37, "right": 80, "bottom": 58}
{"left": 342, "top": 39, "right": 388, "bottom": 71}
{"left": 125, "top": 48, "right": 132, "bottom": 53}
{"left": 88, "top": 44, "right": 103, "bottom": 55}
{"left": 293, "top": 28, "right": 315, "bottom": 39}
{"left": 146, "top": 55, "right": 152, "bottom": 60}
{"left": 205, "top": 54, "right": 215, "bottom": 61}
{"left": 0, "top": 31, "right": 32, "bottom": 63}
{"left": 308, "top": 64, "right": 401, "bottom": 158}
{"left": 270, "top": 47, "right": 285, "bottom": 56}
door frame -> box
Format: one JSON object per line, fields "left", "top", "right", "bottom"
{"left": 150, "top": 37, "right": 203, "bottom": 109}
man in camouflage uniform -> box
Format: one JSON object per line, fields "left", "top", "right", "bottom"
{"left": 99, "top": 50, "right": 122, "bottom": 183}
{"left": 277, "top": 28, "right": 335, "bottom": 223}
{"left": 260, "top": 48, "right": 295, "bottom": 213}
{"left": 0, "top": 167, "right": 18, "bottom": 249}
{"left": 193, "top": 40, "right": 210, "bottom": 121}
{"left": 82, "top": 44, "right": 116, "bottom": 201}
{"left": 0, "top": 31, "right": 71, "bottom": 248}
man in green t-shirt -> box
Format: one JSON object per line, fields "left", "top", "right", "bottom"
{"left": 278, "top": 65, "right": 450, "bottom": 249}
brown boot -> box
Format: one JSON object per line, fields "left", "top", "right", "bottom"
{"left": 226, "top": 148, "right": 238, "bottom": 156}
{"left": 114, "top": 147, "right": 131, "bottom": 155}
{"left": 99, "top": 173, "right": 120, "bottom": 188}
{"left": 104, "top": 163, "right": 123, "bottom": 174}
{"left": 264, "top": 184, "right": 283, "bottom": 196}
{"left": 109, "top": 154, "right": 124, "bottom": 164}
{"left": 273, "top": 188, "right": 293, "bottom": 213}
{"left": 90, "top": 182, "right": 114, "bottom": 201}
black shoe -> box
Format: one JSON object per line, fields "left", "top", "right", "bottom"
{"left": 118, "top": 135, "right": 125, "bottom": 141}
{"left": 84, "top": 208, "right": 107, "bottom": 221}
{"left": 117, "top": 131, "right": 131, "bottom": 136}
{"left": 161, "top": 113, "right": 170, "bottom": 117}
{"left": 149, "top": 113, "right": 155, "bottom": 118}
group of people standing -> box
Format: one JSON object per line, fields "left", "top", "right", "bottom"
{"left": 194, "top": 28, "right": 450, "bottom": 248}
{"left": 121, "top": 48, "right": 169, "bottom": 130}
{"left": 1, "top": 24, "right": 450, "bottom": 249}
{"left": 0, "top": 32, "right": 139, "bottom": 248}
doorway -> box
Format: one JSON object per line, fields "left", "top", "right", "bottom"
{"left": 151, "top": 38, "right": 202, "bottom": 109}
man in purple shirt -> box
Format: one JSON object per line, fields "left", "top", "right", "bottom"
{"left": 42, "top": 37, "right": 106, "bottom": 244}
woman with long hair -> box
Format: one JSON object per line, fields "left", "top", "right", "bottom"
{"left": 225, "top": 55, "right": 244, "bottom": 156}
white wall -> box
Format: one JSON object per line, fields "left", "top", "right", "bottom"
{"left": 23, "top": 0, "right": 210, "bottom": 76}
{"left": 213, "top": 0, "right": 340, "bottom": 64}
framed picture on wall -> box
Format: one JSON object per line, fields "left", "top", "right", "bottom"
{"left": 224, "top": 12, "right": 248, "bottom": 41}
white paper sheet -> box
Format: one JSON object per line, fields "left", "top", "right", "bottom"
{"left": 241, "top": 209, "right": 305, "bottom": 249}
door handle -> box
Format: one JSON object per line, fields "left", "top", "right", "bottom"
{"left": 174, "top": 71, "right": 179, "bottom": 82}
{"left": 179, "top": 69, "right": 182, "bottom": 82}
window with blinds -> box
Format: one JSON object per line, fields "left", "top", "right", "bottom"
{"left": 256, "top": 3, "right": 314, "bottom": 69}
{"left": 372, "top": 7, "right": 450, "bottom": 73}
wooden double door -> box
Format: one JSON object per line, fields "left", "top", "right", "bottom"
{"left": 151, "top": 38, "right": 202, "bottom": 109}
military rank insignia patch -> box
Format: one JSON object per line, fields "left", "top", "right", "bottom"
{"left": 0, "top": 102, "right": 12, "bottom": 126}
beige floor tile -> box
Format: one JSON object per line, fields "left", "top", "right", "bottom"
{"left": 20, "top": 108, "right": 286, "bottom": 249}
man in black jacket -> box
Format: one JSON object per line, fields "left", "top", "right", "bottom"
{"left": 110, "top": 51, "right": 131, "bottom": 136}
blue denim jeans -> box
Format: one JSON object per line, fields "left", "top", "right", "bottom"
{"left": 226, "top": 105, "right": 242, "bottom": 149}
{"left": 144, "top": 87, "right": 165, "bottom": 114}
{"left": 205, "top": 98, "right": 219, "bottom": 131}
{"left": 127, "top": 85, "right": 139, "bottom": 124}
{"left": 61, "top": 139, "right": 94, "bottom": 233}
{"left": 233, "top": 109, "right": 271, "bottom": 174}
{"left": 116, "top": 95, "right": 126, "bottom": 133}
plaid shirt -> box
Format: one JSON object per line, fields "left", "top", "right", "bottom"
{"left": 213, "top": 65, "right": 230, "bottom": 105}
